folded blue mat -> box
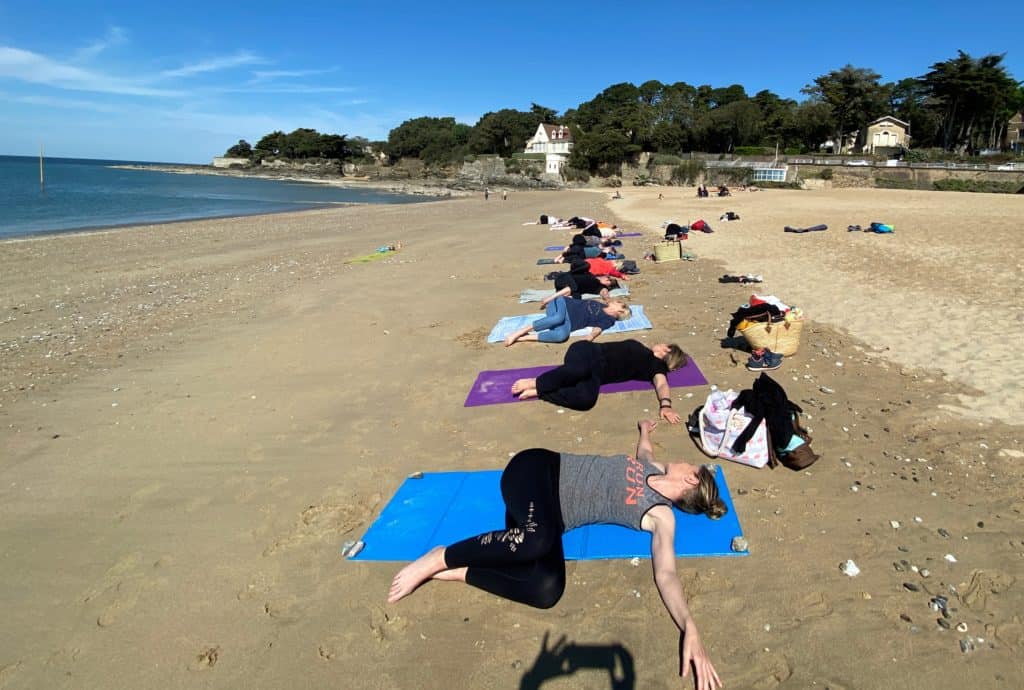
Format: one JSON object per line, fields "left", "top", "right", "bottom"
{"left": 486, "top": 305, "right": 652, "bottom": 343}
{"left": 350, "top": 465, "right": 746, "bottom": 561}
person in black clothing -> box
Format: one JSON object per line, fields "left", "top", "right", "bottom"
{"left": 545, "top": 260, "right": 620, "bottom": 302}
{"left": 510, "top": 340, "right": 689, "bottom": 422}
{"left": 546, "top": 273, "right": 619, "bottom": 303}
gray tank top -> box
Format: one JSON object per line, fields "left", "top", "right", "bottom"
{"left": 558, "top": 453, "right": 672, "bottom": 531}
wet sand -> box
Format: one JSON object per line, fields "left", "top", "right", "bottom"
{"left": 0, "top": 188, "right": 1021, "bottom": 689}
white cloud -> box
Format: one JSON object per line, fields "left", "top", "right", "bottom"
{"left": 160, "top": 51, "right": 267, "bottom": 79}
{"left": 75, "top": 26, "right": 129, "bottom": 61}
{"left": 7, "top": 93, "right": 120, "bottom": 113}
{"left": 216, "top": 84, "right": 356, "bottom": 94}
{"left": 0, "top": 45, "right": 180, "bottom": 97}
{"left": 249, "top": 67, "right": 337, "bottom": 82}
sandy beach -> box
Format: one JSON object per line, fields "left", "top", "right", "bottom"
{"left": 1, "top": 188, "right": 1022, "bottom": 689}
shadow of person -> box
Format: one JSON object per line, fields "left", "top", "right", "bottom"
{"left": 519, "top": 631, "right": 636, "bottom": 690}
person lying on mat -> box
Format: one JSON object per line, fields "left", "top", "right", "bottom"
{"left": 562, "top": 232, "right": 624, "bottom": 251}
{"left": 545, "top": 262, "right": 620, "bottom": 303}
{"left": 503, "top": 297, "right": 630, "bottom": 347}
{"left": 510, "top": 340, "right": 688, "bottom": 422}
{"left": 554, "top": 235, "right": 617, "bottom": 263}
{"left": 388, "top": 420, "right": 727, "bottom": 690}
{"left": 583, "top": 256, "right": 631, "bottom": 280}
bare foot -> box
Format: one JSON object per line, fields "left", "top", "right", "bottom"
{"left": 504, "top": 334, "right": 519, "bottom": 347}
{"left": 388, "top": 546, "right": 446, "bottom": 604}
{"left": 516, "top": 388, "right": 538, "bottom": 400}
{"left": 432, "top": 567, "right": 468, "bottom": 583}
{"left": 511, "top": 378, "right": 536, "bottom": 395}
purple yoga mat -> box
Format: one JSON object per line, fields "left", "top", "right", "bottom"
{"left": 464, "top": 359, "right": 708, "bottom": 407}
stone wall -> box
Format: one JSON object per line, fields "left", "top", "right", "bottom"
{"left": 793, "top": 164, "right": 1024, "bottom": 190}
{"left": 211, "top": 157, "right": 249, "bottom": 168}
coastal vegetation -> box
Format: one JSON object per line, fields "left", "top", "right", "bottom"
{"left": 224, "top": 51, "right": 1023, "bottom": 174}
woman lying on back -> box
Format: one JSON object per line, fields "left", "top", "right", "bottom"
{"left": 388, "top": 420, "right": 726, "bottom": 690}
{"left": 503, "top": 297, "right": 630, "bottom": 347}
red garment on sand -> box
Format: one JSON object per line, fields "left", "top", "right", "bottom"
{"left": 691, "top": 219, "right": 706, "bottom": 231}
{"left": 585, "top": 258, "right": 626, "bottom": 279}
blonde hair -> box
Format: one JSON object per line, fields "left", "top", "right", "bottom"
{"left": 675, "top": 466, "right": 728, "bottom": 520}
{"left": 663, "top": 345, "right": 688, "bottom": 371}
{"left": 607, "top": 300, "right": 631, "bottom": 321}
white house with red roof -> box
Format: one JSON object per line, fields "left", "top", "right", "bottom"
{"left": 524, "top": 123, "right": 574, "bottom": 175}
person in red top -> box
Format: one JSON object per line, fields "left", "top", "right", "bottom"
{"left": 585, "top": 257, "right": 629, "bottom": 280}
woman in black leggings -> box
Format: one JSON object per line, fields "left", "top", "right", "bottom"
{"left": 511, "top": 340, "right": 688, "bottom": 422}
{"left": 388, "top": 421, "right": 726, "bottom": 690}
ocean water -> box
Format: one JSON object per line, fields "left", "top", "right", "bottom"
{"left": 0, "top": 155, "right": 432, "bottom": 239}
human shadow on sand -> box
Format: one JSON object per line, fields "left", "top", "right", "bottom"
{"left": 519, "top": 631, "right": 635, "bottom": 690}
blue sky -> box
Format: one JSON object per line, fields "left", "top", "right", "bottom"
{"left": 1, "top": 0, "right": 1021, "bottom": 163}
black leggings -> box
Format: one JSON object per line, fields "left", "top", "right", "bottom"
{"left": 444, "top": 449, "right": 566, "bottom": 609}
{"left": 535, "top": 341, "right": 604, "bottom": 411}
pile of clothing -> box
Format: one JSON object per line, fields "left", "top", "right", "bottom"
{"left": 847, "top": 221, "right": 894, "bottom": 233}
{"left": 727, "top": 295, "right": 800, "bottom": 337}
{"left": 727, "top": 295, "right": 804, "bottom": 370}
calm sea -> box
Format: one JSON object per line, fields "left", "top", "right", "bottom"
{"left": 0, "top": 155, "right": 431, "bottom": 239}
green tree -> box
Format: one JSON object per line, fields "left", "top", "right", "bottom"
{"left": 468, "top": 108, "right": 540, "bottom": 156}
{"left": 224, "top": 139, "right": 252, "bottom": 158}
{"left": 790, "top": 101, "right": 834, "bottom": 152}
{"left": 568, "top": 125, "right": 641, "bottom": 173}
{"left": 803, "top": 65, "right": 888, "bottom": 153}
{"left": 529, "top": 103, "right": 558, "bottom": 124}
{"left": 387, "top": 117, "right": 470, "bottom": 164}
{"left": 254, "top": 130, "right": 287, "bottom": 157}
{"left": 283, "top": 128, "right": 322, "bottom": 158}
{"left": 565, "top": 83, "right": 651, "bottom": 168}
{"left": 752, "top": 90, "right": 798, "bottom": 150}
{"left": 921, "top": 51, "right": 1021, "bottom": 152}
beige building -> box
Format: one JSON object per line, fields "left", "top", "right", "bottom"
{"left": 523, "top": 123, "right": 573, "bottom": 175}
{"left": 863, "top": 116, "right": 910, "bottom": 155}
{"left": 1004, "top": 111, "right": 1023, "bottom": 153}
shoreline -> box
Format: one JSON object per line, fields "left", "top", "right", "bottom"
{"left": 108, "top": 163, "right": 475, "bottom": 197}
{"left": 0, "top": 189, "right": 1021, "bottom": 689}
{"left": 0, "top": 201, "right": 365, "bottom": 243}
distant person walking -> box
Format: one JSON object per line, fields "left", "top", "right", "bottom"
{"left": 502, "top": 189, "right": 508, "bottom": 201}
{"left": 484, "top": 187, "right": 490, "bottom": 201}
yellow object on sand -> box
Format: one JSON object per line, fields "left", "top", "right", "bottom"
{"left": 344, "top": 248, "right": 400, "bottom": 265}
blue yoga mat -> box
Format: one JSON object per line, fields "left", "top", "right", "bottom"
{"left": 486, "top": 305, "right": 652, "bottom": 343}
{"left": 349, "top": 465, "right": 746, "bottom": 561}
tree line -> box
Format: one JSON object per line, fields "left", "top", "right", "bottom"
{"left": 224, "top": 51, "right": 1022, "bottom": 173}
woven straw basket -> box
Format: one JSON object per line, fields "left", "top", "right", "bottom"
{"left": 653, "top": 241, "right": 681, "bottom": 262}
{"left": 739, "top": 315, "right": 804, "bottom": 356}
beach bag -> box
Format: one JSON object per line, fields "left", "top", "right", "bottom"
{"left": 694, "top": 390, "right": 771, "bottom": 468}
{"left": 540, "top": 214, "right": 549, "bottom": 225}
{"left": 739, "top": 312, "right": 804, "bottom": 356}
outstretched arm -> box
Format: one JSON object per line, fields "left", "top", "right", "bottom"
{"left": 652, "top": 374, "right": 681, "bottom": 425}
{"left": 645, "top": 508, "right": 723, "bottom": 690}
{"left": 636, "top": 419, "right": 658, "bottom": 463}
{"left": 585, "top": 327, "right": 604, "bottom": 343}
{"left": 541, "top": 287, "right": 572, "bottom": 308}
